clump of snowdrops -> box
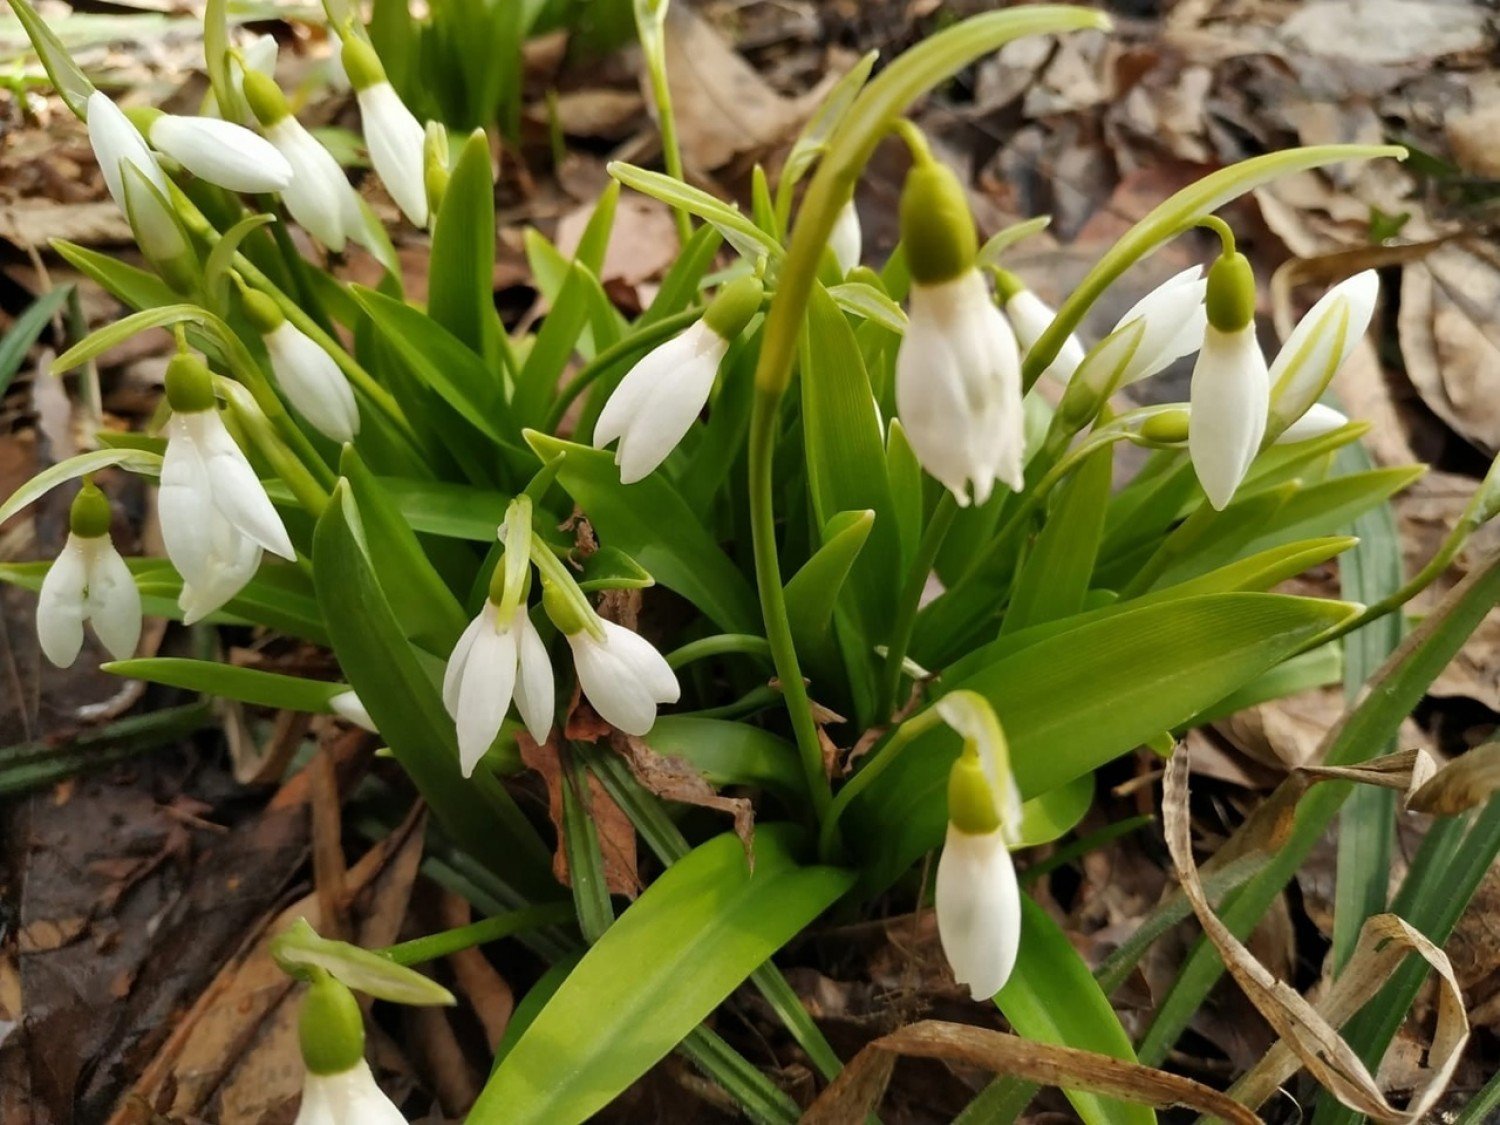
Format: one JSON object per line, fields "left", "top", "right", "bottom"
{"left": 7, "top": 0, "right": 1500, "bottom": 1121}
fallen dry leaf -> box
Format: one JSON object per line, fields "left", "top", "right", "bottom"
{"left": 619, "top": 732, "right": 755, "bottom": 864}
{"left": 519, "top": 732, "right": 641, "bottom": 897}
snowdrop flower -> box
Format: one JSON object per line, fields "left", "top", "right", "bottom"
{"left": 544, "top": 582, "right": 678, "bottom": 737}
{"left": 242, "top": 69, "right": 354, "bottom": 251}
{"left": 145, "top": 111, "right": 293, "bottom": 194}
{"left": 1112, "top": 266, "right": 1209, "bottom": 388}
{"left": 829, "top": 199, "right": 862, "bottom": 275}
{"left": 36, "top": 480, "right": 141, "bottom": 669}
{"left": 1189, "top": 247, "right": 1267, "bottom": 510}
{"left": 329, "top": 690, "right": 377, "bottom": 733}
{"left": 242, "top": 289, "right": 360, "bottom": 442}
{"left": 1265, "top": 270, "right": 1378, "bottom": 442}
{"left": 594, "top": 276, "right": 762, "bottom": 483}
{"left": 342, "top": 38, "right": 428, "bottom": 228}
{"left": 159, "top": 353, "right": 296, "bottom": 623}
{"left": 1274, "top": 402, "right": 1349, "bottom": 444}
{"left": 85, "top": 91, "right": 168, "bottom": 216}
{"left": 932, "top": 691, "right": 1024, "bottom": 1001}
{"left": 294, "top": 974, "right": 406, "bottom": 1125}
{"left": 994, "top": 270, "right": 1085, "bottom": 384}
{"left": 895, "top": 154, "right": 1024, "bottom": 505}
{"left": 443, "top": 600, "right": 555, "bottom": 776}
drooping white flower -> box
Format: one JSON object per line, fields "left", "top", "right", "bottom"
{"left": 443, "top": 601, "right": 555, "bottom": 776}
{"left": 85, "top": 91, "right": 168, "bottom": 216}
{"left": 999, "top": 277, "right": 1085, "bottom": 384}
{"left": 242, "top": 70, "right": 352, "bottom": 251}
{"left": 159, "top": 354, "right": 296, "bottom": 623}
{"left": 1189, "top": 250, "right": 1268, "bottom": 510}
{"left": 1113, "top": 266, "right": 1209, "bottom": 387}
{"left": 594, "top": 276, "right": 762, "bottom": 483}
{"left": 896, "top": 269, "right": 1025, "bottom": 506}
{"left": 36, "top": 483, "right": 141, "bottom": 668}
{"left": 932, "top": 690, "right": 1024, "bottom": 1001}
{"left": 329, "top": 690, "right": 377, "bottom": 733}
{"left": 829, "top": 199, "right": 862, "bottom": 275}
{"left": 564, "top": 618, "right": 679, "bottom": 737}
{"left": 1273, "top": 402, "right": 1348, "bottom": 444}
{"left": 148, "top": 114, "right": 293, "bottom": 193}
{"left": 295, "top": 1059, "right": 406, "bottom": 1125}
{"left": 240, "top": 289, "right": 361, "bottom": 442}
{"left": 1266, "top": 270, "right": 1378, "bottom": 440}
{"left": 343, "top": 38, "right": 428, "bottom": 227}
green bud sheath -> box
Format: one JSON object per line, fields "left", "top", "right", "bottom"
{"left": 241, "top": 70, "right": 290, "bottom": 127}
{"left": 1205, "top": 250, "right": 1256, "bottom": 332}
{"left": 69, "top": 480, "right": 112, "bottom": 539}
{"left": 947, "top": 746, "right": 1000, "bottom": 835}
{"left": 241, "top": 289, "right": 285, "bottom": 336}
{"left": 164, "top": 353, "right": 217, "bottom": 413}
{"left": 1139, "top": 408, "right": 1191, "bottom": 445}
{"left": 900, "top": 159, "right": 978, "bottom": 286}
{"left": 701, "top": 276, "right": 764, "bottom": 341}
{"left": 990, "top": 267, "right": 1026, "bottom": 302}
{"left": 298, "top": 974, "right": 367, "bottom": 1076}
{"left": 341, "top": 37, "right": 387, "bottom": 93}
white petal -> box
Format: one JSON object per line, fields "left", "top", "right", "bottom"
{"left": 594, "top": 325, "right": 712, "bottom": 452}
{"left": 935, "top": 825, "right": 1022, "bottom": 1000}
{"left": 37, "top": 535, "right": 90, "bottom": 667}
{"left": 1274, "top": 402, "right": 1348, "bottom": 444}
{"left": 1189, "top": 325, "right": 1269, "bottom": 510}
{"left": 358, "top": 83, "right": 428, "bottom": 227}
{"left": 241, "top": 33, "right": 279, "bottom": 77}
{"left": 160, "top": 414, "right": 219, "bottom": 591}
{"left": 298, "top": 1061, "right": 406, "bottom": 1125}
{"left": 443, "top": 609, "right": 489, "bottom": 718}
{"left": 178, "top": 527, "right": 261, "bottom": 624}
{"left": 192, "top": 412, "right": 296, "bottom": 559}
{"left": 513, "top": 610, "right": 556, "bottom": 744}
{"left": 86, "top": 92, "right": 167, "bottom": 215}
{"left": 269, "top": 118, "right": 350, "bottom": 251}
{"left": 613, "top": 332, "right": 725, "bottom": 484}
{"left": 1115, "top": 266, "right": 1208, "bottom": 386}
{"left": 329, "top": 690, "right": 378, "bottom": 733}
{"left": 1004, "top": 289, "right": 1053, "bottom": 352}
{"left": 1267, "top": 270, "right": 1378, "bottom": 429}
{"left": 829, "top": 199, "right": 862, "bottom": 275}
{"left": 455, "top": 615, "right": 518, "bottom": 777}
{"left": 266, "top": 323, "right": 360, "bottom": 442}
{"left": 150, "top": 115, "right": 293, "bottom": 193}
{"left": 598, "top": 620, "right": 679, "bottom": 703}
{"left": 83, "top": 538, "right": 142, "bottom": 661}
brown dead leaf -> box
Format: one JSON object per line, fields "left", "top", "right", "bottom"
{"left": 519, "top": 733, "right": 640, "bottom": 897}
{"left": 1279, "top": 0, "right": 1492, "bottom": 66}
{"left": 438, "top": 892, "right": 513, "bottom": 1050}
{"left": 619, "top": 732, "right": 755, "bottom": 864}
{"left": 546, "top": 88, "right": 645, "bottom": 140}
{"left": 1408, "top": 740, "right": 1500, "bottom": 816}
{"left": 802, "top": 1020, "right": 1261, "bottom": 1125}
{"left": 555, "top": 194, "right": 679, "bottom": 287}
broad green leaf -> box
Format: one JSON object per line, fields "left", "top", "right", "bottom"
{"left": 469, "top": 824, "right": 852, "bottom": 1124}
{"left": 427, "top": 129, "right": 497, "bottom": 356}
{"left": 886, "top": 420, "right": 923, "bottom": 564}
{"left": 578, "top": 546, "right": 654, "bottom": 592}
{"left": 827, "top": 281, "right": 907, "bottom": 333}
{"left": 0, "top": 448, "right": 161, "bottom": 526}
{"left": 608, "top": 162, "right": 780, "bottom": 261}
{"left": 103, "top": 658, "right": 347, "bottom": 712}
{"left": 1004, "top": 443, "right": 1110, "bottom": 635}
{"left": 271, "top": 918, "right": 455, "bottom": 1005}
{"left": 1241, "top": 464, "right": 1424, "bottom": 557}
{"left": 785, "top": 509, "right": 874, "bottom": 662}
{"left": 1190, "top": 642, "right": 1342, "bottom": 727}
{"left": 1012, "top": 773, "right": 1094, "bottom": 848}
{"left": 848, "top": 593, "right": 1357, "bottom": 891}
{"left": 313, "top": 483, "right": 557, "bottom": 901}
{"left": 0, "top": 285, "right": 72, "bottom": 396}
{"left": 4, "top": 0, "right": 94, "bottom": 115}
{"left": 989, "top": 896, "right": 1155, "bottom": 1125}
{"left": 524, "top": 432, "right": 760, "bottom": 634}
{"left": 380, "top": 476, "right": 509, "bottom": 539}
{"left": 52, "top": 240, "right": 179, "bottom": 311}
{"left": 644, "top": 716, "right": 804, "bottom": 804}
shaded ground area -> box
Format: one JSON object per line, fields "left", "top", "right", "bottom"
{"left": 1, "top": 0, "right": 1498, "bottom": 1121}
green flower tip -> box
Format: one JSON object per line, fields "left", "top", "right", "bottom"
{"left": 541, "top": 578, "right": 589, "bottom": 637}
{"left": 241, "top": 288, "right": 285, "bottom": 335}
{"left": 900, "top": 158, "right": 977, "bottom": 286}
{"left": 702, "top": 275, "right": 764, "bottom": 341}
{"left": 1139, "top": 408, "right": 1191, "bottom": 445}
{"left": 1205, "top": 249, "right": 1255, "bottom": 333}
{"left": 947, "top": 747, "right": 1000, "bottom": 835}
{"left": 340, "top": 37, "right": 387, "bottom": 93}
{"left": 69, "top": 480, "right": 112, "bottom": 539}
{"left": 164, "top": 353, "right": 217, "bottom": 414}
{"left": 241, "top": 70, "right": 290, "bottom": 126}
{"left": 299, "top": 974, "right": 367, "bottom": 1076}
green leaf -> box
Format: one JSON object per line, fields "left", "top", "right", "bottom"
{"left": 52, "top": 305, "right": 212, "bottom": 375}
{"left": 779, "top": 50, "right": 878, "bottom": 192}
{"left": 469, "top": 824, "right": 852, "bottom": 1124}
{"left": 609, "top": 163, "right": 781, "bottom": 261}
{"left": 826, "top": 281, "right": 907, "bottom": 333}
{"left": 4, "top": 0, "right": 94, "bottom": 116}
{"left": 51, "top": 240, "right": 179, "bottom": 311}
{"left": 102, "top": 658, "right": 347, "bottom": 712}
{"left": 313, "top": 483, "right": 558, "bottom": 901}
{"left": 1012, "top": 773, "right": 1094, "bottom": 849}
{"left": 524, "top": 432, "right": 760, "bottom": 634}
{"left": 1004, "top": 443, "right": 1111, "bottom": 635}
{"left": 574, "top": 179, "right": 620, "bottom": 277}
{"left": 204, "top": 214, "right": 276, "bottom": 311}
{"left": 644, "top": 716, "right": 805, "bottom": 805}
{"left": 642, "top": 224, "right": 721, "bottom": 325}
{"left": 785, "top": 509, "right": 874, "bottom": 662}
{"left": 428, "top": 129, "right": 498, "bottom": 357}
{"left": 848, "top": 593, "right": 1357, "bottom": 892}
{"left": 272, "top": 919, "right": 455, "bottom": 1006}
{"left": 380, "top": 476, "right": 510, "bottom": 539}
{"left": 515, "top": 256, "right": 619, "bottom": 422}
{"left": 975, "top": 215, "right": 1053, "bottom": 268}
{"left": 1241, "top": 464, "right": 1425, "bottom": 556}
{"left": 0, "top": 448, "right": 161, "bottom": 526}
{"left": 0, "top": 285, "right": 72, "bottom": 396}
{"left": 986, "top": 896, "right": 1156, "bottom": 1125}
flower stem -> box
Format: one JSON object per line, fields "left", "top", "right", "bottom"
{"left": 378, "top": 903, "right": 574, "bottom": 966}
{"left": 666, "top": 633, "right": 772, "bottom": 671}
{"left": 877, "top": 490, "right": 957, "bottom": 719}
{"left": 636, "top": 10, "right": 692, "bottom": 246}
{"left": 817, "top": 704, "right": 946, "bottom": 863}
